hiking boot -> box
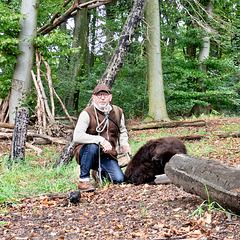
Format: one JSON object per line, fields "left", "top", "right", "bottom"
{"left": 78, "top": 181, "right": 96, "bottom": 192}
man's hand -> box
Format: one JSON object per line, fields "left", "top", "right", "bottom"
{"left": 101, "top": 139, "right": 113, "bottom": 152}
{"left": 120, "top": 145, "right": 132, "bottom": 155}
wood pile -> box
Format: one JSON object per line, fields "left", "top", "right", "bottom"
{"left": 0, "top": 92, "right": 10, "bottom": 123}
{"left": 31, "top": 50, "right": 76, "bottom": 135}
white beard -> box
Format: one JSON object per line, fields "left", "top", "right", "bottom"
{"left": 94, "top": 102, "right": 111, "bottom": 114}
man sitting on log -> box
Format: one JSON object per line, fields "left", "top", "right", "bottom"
{"left": 73, "top": 83, "right": 131, "bottom": 192}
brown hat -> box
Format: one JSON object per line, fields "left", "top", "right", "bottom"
{"left": 93, "top": 83, "right": 111, "bottom": 95}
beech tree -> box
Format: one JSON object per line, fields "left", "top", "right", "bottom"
{"left": 198, "top": 0, "right": 214, "bottom": 72}
{"left": 9, "top": 0, "right": 39, "bottom": 124}
{"left": 144, "top": 0, "right": 169, "bottom": 122}
{"left": 66, "top": 0, "right": 90, "bottom": 112}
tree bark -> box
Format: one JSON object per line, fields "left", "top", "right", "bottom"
{"left": 99, "top": 0, "right": 147, "bottom": 87}
{"left": 144, "top": 0, "right": 169, "bottom": 122}
{"left": 67, "top": 0, "right": 89, "bottom": 112}
{"left": 52, "top": 138, "right": 75, "bottom": 168}
{"left": 9, "top": 107, "right": 29, "bottom": 162}
{"left": 9, "top": 0, "right": 39, "bottom": 123}
{"left": 165, "top": 154, "right": 240, "bottom": 214}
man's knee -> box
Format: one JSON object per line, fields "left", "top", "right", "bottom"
{"left": 87, "top": 143, "right": 99, "bottom": 153}
{"left": 80, "top": 143, "right": 99, "bottom": 156}
{"left": 111, "top": 172, "right": 124, "bottom": 184}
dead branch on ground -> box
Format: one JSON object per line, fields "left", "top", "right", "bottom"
{"left": 130, "top": 120, "right": 206, "bottom": 131}
{"left": 0, "top": 92, "right": 10, "bottom": 123}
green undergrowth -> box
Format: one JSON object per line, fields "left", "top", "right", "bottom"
{"left": 0, "top": 115, "right": 239, "bottom": 208}
{"left": 190, "top": 184, "right": 240, "bottom": 218}
{"left": 0, "top": 154, "right": 79, "bottom": 205}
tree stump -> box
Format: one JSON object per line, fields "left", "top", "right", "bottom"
{"left": 9, "top": 107, "right": 29, "bottom": 163}
{"left": 165, "top": 154, "right": 240, "bottom": 214}
{"left": 52, "top": 138, "right": 75, "bottom": 168}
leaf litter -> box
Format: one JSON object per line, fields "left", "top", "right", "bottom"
{"left": 1, "top": 117, "right": 240, "bottom": 239}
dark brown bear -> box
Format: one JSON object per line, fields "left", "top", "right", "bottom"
{"left": 124, "top": 136, "right": 187, "bottom": 185}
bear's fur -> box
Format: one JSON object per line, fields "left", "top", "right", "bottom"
{"left": 124, "top": 136, "right": 187, "bottom": 185}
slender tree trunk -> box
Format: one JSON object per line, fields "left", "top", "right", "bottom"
{"left": 9, "top": 0, "right": 39, "bottom": 123}
{"left": 89, "top": 8, "right": 97, "bottom": 68}
{"left": 144, "top": 0, "right": 169, "bottom": 122}
{"left": 99, "top": 0, "right": 147, "bottom": 87}
{"left": 198, "top": 0, "right": 214, "bottom": 72}
{"left": 67, "top": 0, "right": 89, "bottom": 112}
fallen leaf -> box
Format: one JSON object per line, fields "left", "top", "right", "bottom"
{"left": 117, "top": 224, "right": 123, "bottom": 229}
{"left": 205, "top": 213, "right": 212, "bottom": 224}
{"left": 173, "top": 207, "right": 182, "bottom": 212}
{"left": 44, "top": 225, "right": 51, "bottom": 228}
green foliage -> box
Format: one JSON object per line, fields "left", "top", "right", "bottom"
{"left": 191, "top": 184, "right": 240, "bottom": 218}
{"left": 0, "top": 3, "right": 22, "bottom": 63}
{"left": 0, "top": 154, "right": 78, "bottom": 204}
{"left": 1, "top": 0, "right": 240, "bottom": 119}
{"left": 0, "top": 2, "right": 23, "bottom": 98}
{"left": 112, "top": 52, "right": 148, "bottom": 118}
{"left": 34, "top": 29, "right": 74, "bottom": 59}
{"left": 162, "top": 55, "right": 239, "bottom": 116}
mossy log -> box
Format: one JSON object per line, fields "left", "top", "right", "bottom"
{"left": 165, "top": 154, "right": 240, "bottom": 214}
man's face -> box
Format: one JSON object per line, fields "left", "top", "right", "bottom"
{"left": 92, "top": 91, "right": 112, "bottom": 108}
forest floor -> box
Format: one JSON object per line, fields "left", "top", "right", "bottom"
{"left": 0, "top": 117, "right": 240, "bottom": 240}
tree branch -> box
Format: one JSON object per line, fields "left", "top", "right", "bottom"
{"left": 37, "top": 0, "right": 115, "bottom": 35}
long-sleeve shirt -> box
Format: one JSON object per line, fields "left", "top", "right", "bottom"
{"left": 73, "top": 104, "right": 130, "bottom": 149}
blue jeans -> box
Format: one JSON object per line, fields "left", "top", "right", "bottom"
{"left": 79, "top": 143, "right": 124, "bottom": 183}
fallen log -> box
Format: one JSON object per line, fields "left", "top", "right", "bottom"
{"left": 25, "top": 142, "right": 43, "bottom": 156}
{"left": 0, "top": 131, "right": 68, "bottom": 145}
{"left": 176, "top": 131, "right": 240, "bottom": 141}
{"left": 0, "top": 132, "right": 13, "bottom": 139}
{"left": 0, "top": 122, "right": 14, "bottom": 129}
{"left": 130, "top": 120, "right": 206, "bottom": 131}
{"left": 27, "top": 132, "right": 68, "bottom": 145}
{"left": 165, "top": 154, "right": 240, "bottom": 214}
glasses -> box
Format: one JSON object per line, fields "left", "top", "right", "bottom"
{"left": 95, "top": 92, "right": 110, "bottom": 98}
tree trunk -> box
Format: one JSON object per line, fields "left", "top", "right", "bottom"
{"left": 198, "top": 0, "right": 214, "bottom": 73}
{"left": 144, "top": 0, "right": 169, "bottom": 122}
{"left": 52, "top": 138, "right": 75, "bottom": 168}
{"left": 9, "top": 0, "right": 39, "bottom": 123}
{"left": 89, "top": 8, "right": 97, "bottom": 68}
{"left": 54, "top": 0, "right": 147, "bottom": 168}
{"left": 99, "top": 0, "right": 147, "bottom": 87}
{"left": 165, "top": 154, "right": 240, "bottom": 215}
{"left": 67, "top": 0, "right": 89, "bottom": 112}
{"left": 9, "top": 107, "right": 29, "bottom": 163}
{"left": 104, "top": 1, "right": 115, "bottom": 62}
